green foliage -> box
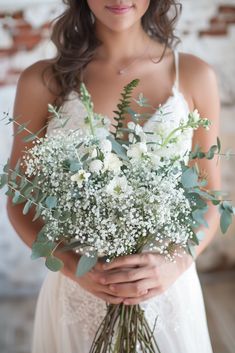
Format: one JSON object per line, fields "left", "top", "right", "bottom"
{"left": 107, "top": 135, "right": 128, "bottom": 161}
{"left": 189, "top": 137, "right": 221, "bottom": 161}
{"left": 31, "top": 241, "right": 55, "bottom": 260}
{"left": 111, "top": 79, "right": 140, "bottom": 139}
{"left": 45, "top": 196, "right": 57, "bottom": 209}
{"left": 22, "top": 200, "right": 32, "bottom": 215}
{"left": 219, "top": 202, "right": 234, "bottom": 234}
{"left": 76, "top": 253, "right": 98, "bottom": 277}
{"left": 181, "top": 167, "right": 199, "bottom": 188}
{"left": 192, "top": 207, "right": 209, "bottom": 228}
{"left": 69, "top": 160, "right": 82, "bottom": 172}
{"left": 0, "top": 174, "right": 8, "bottom": 189}
{"left": 45, "top": 256, "right": 64, "bottom": 272}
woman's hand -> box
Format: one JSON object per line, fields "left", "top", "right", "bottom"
{"left": 59, "top": 250, "right": 193, "bottom": 305}
{"left": 59, "top": 251, "right": 126, "bottom": 304}
{"left": 91, "top": 252, "right": 193, "bottom": 305}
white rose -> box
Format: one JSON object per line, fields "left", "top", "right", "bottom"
{"left": 103, "top": 153, "right": 123, "bottom": 174}
{"left": 127, "top": 142, "right": 148, "bottom": 160}
{"left": 89, "top": 159, "right": 103, "bottom": 173}
{"left": 99, "top": 139, "right": 112, "bottom": 154}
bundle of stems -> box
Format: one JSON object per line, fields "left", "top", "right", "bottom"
{"left": 89, "top": 303, "right": 161, "bottom": 353}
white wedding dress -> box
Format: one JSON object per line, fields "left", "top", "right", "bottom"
{"left": 32, "top": 51, "right": 213, "bottom": 353}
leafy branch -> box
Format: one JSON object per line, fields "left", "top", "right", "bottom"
{"left": 111, "top": 79, "right": 140, "bottom": 140}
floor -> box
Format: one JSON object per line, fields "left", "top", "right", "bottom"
{"left": 0, "top": 270, "right": 234, "bottom": 353}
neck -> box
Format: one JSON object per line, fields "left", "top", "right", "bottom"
{"left": 94, "top": 20, "right": 154, "bottom": 63}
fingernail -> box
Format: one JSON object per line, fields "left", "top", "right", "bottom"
{"left": 109, "top": 285, "right": 115, "bottom": 291}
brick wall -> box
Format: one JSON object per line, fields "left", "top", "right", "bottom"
{"left": 0, "top": 1, "right": 235, "bottom": 293}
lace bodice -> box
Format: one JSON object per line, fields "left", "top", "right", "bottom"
{"left": 47, "top": 51, "right": 192, "bottom": 159}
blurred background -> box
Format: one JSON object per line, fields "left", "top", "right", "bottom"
{"left": 0, "top": 0, "right": 235, "bottom": 352}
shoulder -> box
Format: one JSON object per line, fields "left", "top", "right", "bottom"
{"left": 179, "top": 52, "right": 219, "bottom": 109}
{"left": 17, "top": 59, "right": 58, "bottom": 103}
{"left": 14, "top": 60, "right": 60, "bottom": 129}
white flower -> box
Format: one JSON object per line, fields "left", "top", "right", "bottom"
{"left": 128, "top": 133, "right": 137, "bottom": 143}
{"left": 96, "top": 127, "right": 110, "bottom": 140}
{"left": 148, "top": 153, "right": 161, "bottom": 167}
{"left": 106, "top": 176, "right": 131, "bottom": 195}
{"left": 127, "top": 122, "right": 143, "bottom": 136}
{"left": 127, "top": 142, "right": 148, "bottom": 160}
{"left": 127, "top": 121, "right": 136, "bottom": 130}
{"left": 90, "top": 148, "right": 98, "bottom": 158}
{"left": 71, "top": 169, "right": 91, "bottom": 188}
{"left": 99, "top": 139, "right": 112, "bottom": 154}
{"left": 103, "top": 153, "right": 123, "bottom": 173}
{"left": 89, "top": 159, "right": 103, "bottom": 173}
{"left": 135, "top": 124, "right": 143, "bottom": 136}
{"left": 190, "top": 109, "right": 200, "bottom": 124}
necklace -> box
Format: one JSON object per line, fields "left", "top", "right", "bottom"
{"left": 117, "top": 43, "right": 150, "bottom": 75}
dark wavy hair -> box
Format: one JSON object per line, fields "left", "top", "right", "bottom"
{"left": 46, "top": 0, "right": 182, "bottom": 105}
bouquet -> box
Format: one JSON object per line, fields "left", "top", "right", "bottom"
{"left": 1, "top": 79, "right": 234, "bottom": 353}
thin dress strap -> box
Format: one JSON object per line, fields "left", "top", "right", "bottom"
{"left": 173, "top": 50, "right": 180, "bottom": 91}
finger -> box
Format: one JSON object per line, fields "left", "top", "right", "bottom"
{"left": 94, "top": 291, "right": 124, "bottom": 304}
{"left": 100, "top": 266, "right": 155, "bottom": 285}
{"left": 109, "top": 278, "right": 157, "bottom": 298}
{"left": 102, "top": 253, "right": 155, "bottom": 271}
{"left": 123, "top": 287, "right": 164, "bottom": 305}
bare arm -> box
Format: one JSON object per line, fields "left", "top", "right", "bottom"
{"left": 6, "top": 61, "right": 78, "bottom": 274}
{"left": 182, "top": 54, "right": 221, "bottom": 257}
{"left": 6, "top": 61, "right": 122, "bottom": 303}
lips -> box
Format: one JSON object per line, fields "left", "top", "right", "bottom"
{"left": 105, "top": 4, "right": 134, "bottom": 14}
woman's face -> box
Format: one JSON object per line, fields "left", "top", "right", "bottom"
{"left": 86, "top": 0, "right": 150, "bottom": 32}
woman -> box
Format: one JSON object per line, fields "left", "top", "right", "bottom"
{"left": 7, "top": 1, "right": 220, "bottom": 352}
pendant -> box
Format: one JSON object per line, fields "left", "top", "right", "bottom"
{"left": 118, "top": 69, "right": 125, "bottom": 75}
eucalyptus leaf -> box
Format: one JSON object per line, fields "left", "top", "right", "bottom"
{"left": 81, "top": 153, "right": 90, "bottom": 162}
{"left": 181, "top": 168, "right": 198, "bottom": 188}
{"left": 3, "top": 160, "right": 10, "bottom": 173}
{"left": 23, "top": 134, "right": 37, "bottom": 143}
{"left": 221, "top": 201, "right": 234, "bottom": 214}
{"left": 192, "top": 208, "right": 209, "bottom": 228}
{"left": 217, "top": 137, "right": 221, "bottom": 154}
{"left": 70, "top": 161, "right": 82, "bottom": 172}
{"left": 12, "top": 190, "right": 20, "bottom": 203}
{"left": 32, "top": 205, "right": 42, "bottom": 221}
{"left": 45, "top": 256, "right": 64, "bottom": 272}
{"left": 191, "top": 232, "right": 200, "bottom": 246}
{"left": 196, "top": 231, "right": 205, "bottom": 241}
{"left": 220, "top": 210, "right": 232, "bottom": 234}
{"left": 206, "top": 145, "right": 217, "bottom": 160}
{"left": 31, "top": 241, "right": 55, "bottom": 260}
{"left": 187, "top": 243, "right": 196, "bottom": 258}
{"left": 76, "top": 253, "right": 98, "bottom": 277}
{"left": 22, "top": 200, "right": 32, "bottom": 215}
{"left": 45, "top": 196, "right": 57, "bottom": 209}
{"left": 107, "top": 135, "right": 128, "bottom": 161}
{"left": 0, "top": 174, "right": 8, "bottom": 189}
